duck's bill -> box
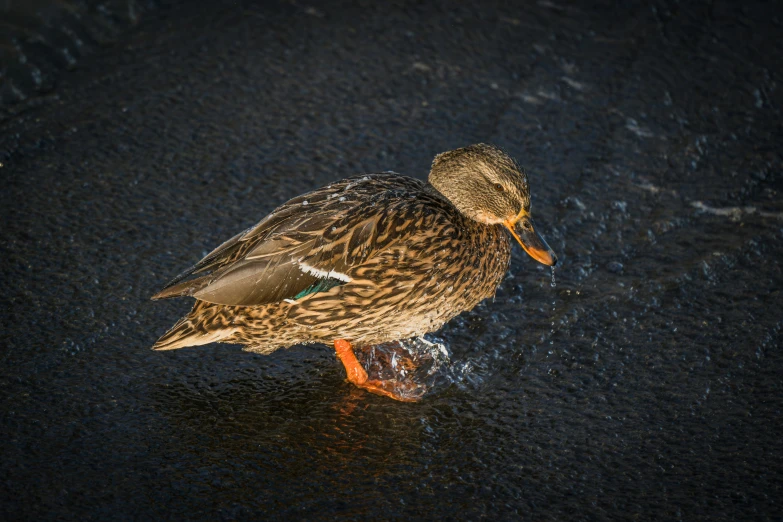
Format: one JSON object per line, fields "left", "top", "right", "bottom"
{"left": 504, "top": 217, "right": 558, "bottom": 266}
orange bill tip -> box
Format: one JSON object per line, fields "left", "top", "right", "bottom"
{"left": 503, "top": 219, "right": 558, "bottom": 267}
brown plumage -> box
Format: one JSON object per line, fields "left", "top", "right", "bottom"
{"left": 151, "top": 144, "right": 557, "bottom": 398}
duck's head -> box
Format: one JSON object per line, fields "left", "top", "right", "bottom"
{"left": 428, "top": 143, "right": 557, "bottom": 266}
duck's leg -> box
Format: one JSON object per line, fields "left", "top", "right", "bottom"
{"left": 333, "top": 339, "right": 420, "bottom": 402}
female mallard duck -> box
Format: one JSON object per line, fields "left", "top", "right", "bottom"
{"left": 152, "top": 144, "right": 557, "bottom": 401}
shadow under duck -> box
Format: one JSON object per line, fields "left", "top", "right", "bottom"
{"left": 152, "top": 144, "right": 557, "bottom": 401}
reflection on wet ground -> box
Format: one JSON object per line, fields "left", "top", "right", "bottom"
{"left": 1, "top": 0, "right": 782, "bottom": 519}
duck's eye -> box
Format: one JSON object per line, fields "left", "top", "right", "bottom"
{"left": 494, "top": 183, "right": 504, "bottom": 192}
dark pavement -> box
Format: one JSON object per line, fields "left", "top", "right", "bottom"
{"left": 1, "top": 0, "right": 782, "bottom": 519}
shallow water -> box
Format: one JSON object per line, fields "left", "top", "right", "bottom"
{"left": 1, "top": 0, "right": 782, "bottom": 519}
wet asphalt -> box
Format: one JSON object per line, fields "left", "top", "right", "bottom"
{"left": 1, "top": 0, "right": 782, "bottom": 519}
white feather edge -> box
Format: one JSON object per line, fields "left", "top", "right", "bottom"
{"left": 298, "top": 262, "right": 352, "bottom": 283}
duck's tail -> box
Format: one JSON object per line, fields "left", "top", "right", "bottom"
{"left": 152, "top": 301, "right": 237, "bottom": 351}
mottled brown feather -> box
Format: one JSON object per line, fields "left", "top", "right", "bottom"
{"left": 151, "top": 145, "right": 550, "bottom": 353}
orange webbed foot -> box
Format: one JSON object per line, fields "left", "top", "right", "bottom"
{"left": 357, "top": 379, "right": 424, "bottom": 402}
{"left": 334, "top": 339, "right": 368, "bottom": 384}
{"left": 333, "top": 339, "right": 424, "bottom": 402}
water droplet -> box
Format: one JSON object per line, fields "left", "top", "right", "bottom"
{"left": 550, "top": 266, "right": 557, "bottom": 287}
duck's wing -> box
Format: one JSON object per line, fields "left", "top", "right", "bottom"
{"left": 151, "top": 174, "right": 430, "bottom": 306}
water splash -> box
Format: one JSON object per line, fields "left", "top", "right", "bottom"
{"left": 355, "top": 336, "right": 451, "bottom": 400}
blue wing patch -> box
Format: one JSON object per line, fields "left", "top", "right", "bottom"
{"left": 292, "top": 277, "right": 344, "bottom": 300}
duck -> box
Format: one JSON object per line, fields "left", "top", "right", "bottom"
{"left": 151, "top": 144, "right": 557, "bottom": 401}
